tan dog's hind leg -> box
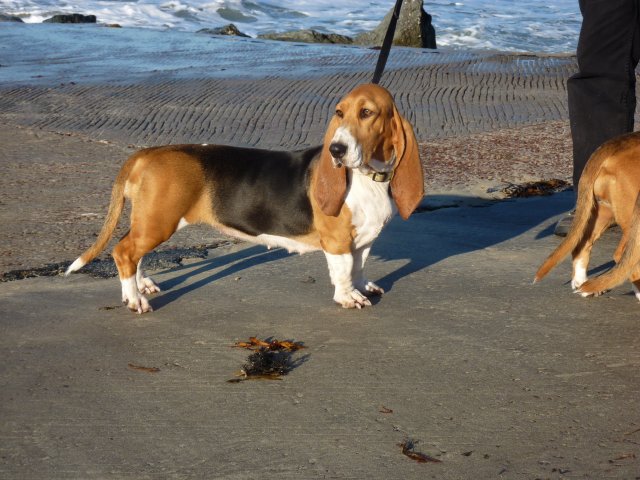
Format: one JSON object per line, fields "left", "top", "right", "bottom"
{"left": 112, "top": 159, "right": 204, "bottom": 313}
{"left": 629, "top": 268, "right": 640, "bottom": 301}
{"left": 571, "top": 204, "right": 613, "bottom": 291}
{"left": 579, "top": 190, "right": 640, "bottom": 297}
{"left": 136, "top": 259, "right": 161, "bottom": 295}
{"left": 113, "top": 223, "right": 173, "bottom": 314}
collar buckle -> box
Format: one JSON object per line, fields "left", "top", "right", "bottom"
{"left": 369, "top": 170, "right": 394, "bottom": 182}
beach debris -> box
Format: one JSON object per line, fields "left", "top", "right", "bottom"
{"left": 228, "top": 337, "right": 307, "bottom": 383}
{"left": 497, "top": 179, "right": 571, "bottom": 198}
{"left": 232, "top": 336, "right": 305, "bottom": 352}
{"left": 398, "top": 439, "right": 442, "bottom": 464}
{"left": 98, "top": 305, "right": 122, "bottom": 311}
{"left": 379, "top": 405, "right": 394, "bottom": 414}
{"left": 609, "top": 452, "right": 636, "bottom": 463}
{"left": 128, "top": 363, "right": 160, "bottom": 374}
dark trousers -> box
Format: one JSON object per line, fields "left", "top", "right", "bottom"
{"left": 568, "top": 0, "right": 640, "bottom": 187}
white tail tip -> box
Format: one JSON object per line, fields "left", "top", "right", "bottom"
{"left": 65, "top": 257, "right": 86, "bottom": 276}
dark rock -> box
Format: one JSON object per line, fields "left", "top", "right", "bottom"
{"left": 258, "top": 29, "right": 353, "bottom": 45}
{"left": 197, "top": 24, "right": 250, "bottom": 38}
{"left": 0, "top": 13, "right": 24, "bottom": 22}
{"left": 43, "top": 13, "right": 97, "bottom": 24}
{"left": 354, "top": 0, "right": 436, "bottom": 49}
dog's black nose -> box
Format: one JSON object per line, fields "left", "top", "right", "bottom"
{"left": 329, "top": 142, "right": 347, "bottom": 159}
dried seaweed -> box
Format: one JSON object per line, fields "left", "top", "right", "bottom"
{"left": 398, "top": 439, "right": 442, "bottom": 464}
{"left": 228, "top": 337, "right": 307, "bottom": 383}
{"left": 499, "top": 179, "right": 570, "bottom": 198}
{"left": 128, "top": 363, "right": 160, "bottom": 374}
{"left": 232, "top": 336, "right": 305, "bottom": 352}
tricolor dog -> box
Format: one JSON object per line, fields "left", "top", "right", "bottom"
{"left": 66, "top": 84, "right": 424, "bottom": 313}
{"left": 535, "top": 131, "right": 640, "bottom": 299}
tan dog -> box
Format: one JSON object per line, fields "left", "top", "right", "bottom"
{"left": 66, "top": 84, "right": 424, "bottom": 313}
{"left": 535, "top": 131, "right": 640, "bottom": 299}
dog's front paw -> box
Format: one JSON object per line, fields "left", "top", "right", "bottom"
{"left": 334, "top": 288, "right": 372, "bottom": 309}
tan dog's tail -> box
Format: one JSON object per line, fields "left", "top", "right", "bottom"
{"left": 579, "top": 192, "right": 640, "bottom": 294}
{"left": 65, "top": 159, "right": 133, "bottom": 275}
{"left": 533, "top": 147, "right": 608, "bottom": 283}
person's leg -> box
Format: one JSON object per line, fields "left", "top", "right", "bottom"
{"left": 556, "top": 0, "right": 640, "bottom": 236}
{"left": 569, "top": 0, "right": 640, "bottom": 185}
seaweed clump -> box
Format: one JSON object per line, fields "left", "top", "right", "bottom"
{"left": 228, "top": 337, "right": 307, "bottom": 383}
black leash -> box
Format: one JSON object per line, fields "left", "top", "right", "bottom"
{"left": 371, "top": 0, "right": 404, "bottom": 85}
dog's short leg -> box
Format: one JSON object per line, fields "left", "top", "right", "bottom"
{"left": 352, "top": 245, "right": 384, "bottom": 296}
{"left": 628, "top": 268, "right": 640, "bottom": 301}
{"left": 572, "top": 205, "right": 612, "bottom": 291}
{"left": 324, "top": 252, "right": 371, "bottom": 309}
{"left": 571, "top": 258, "right": 589, "bottom": 290}
{"left": 136, "top": 259, "right": 161, "bottom": 295}
{"left": 113, "top": 222, "right": 174, "bottom": 313}
{"left": 120, "top": 273, "right": 152, "bottom": 314}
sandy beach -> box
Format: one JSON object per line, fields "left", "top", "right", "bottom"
{"left": 0, "top": 23, "right": 575, "bottom": 274}
{"left": 2, "top": 24, "right": 640, "bottom": 480}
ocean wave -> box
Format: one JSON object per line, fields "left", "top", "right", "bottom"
{"left": 0, "top": 0, "right": 580, "bottom": 53}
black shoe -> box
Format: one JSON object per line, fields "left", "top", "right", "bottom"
{"left": 554, "top": 210, "right": 575, "bottom": 237}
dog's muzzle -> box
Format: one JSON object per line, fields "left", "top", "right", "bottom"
{"left": 329, "top": 142, "right": 347, "bottom": 167}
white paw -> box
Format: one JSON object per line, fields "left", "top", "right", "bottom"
{"left": 575, "top": 288, "right": 602, "bottom": 298}
{"left": 138, "top": 276, "right": 161, "bottom": 295}
{"left": 354, "top": 280, "right": 385, "bottom": 296}
{"left": 571, "top": 262, "right": 587, "bottom": 290}
{"left": 363, "top": 281, "right": 384, "bottom": 296}
{"left": 334, "top": 288, "right": 372, "bottom": 309}
{"left": 571, "top": 277, "right": 586, "bottom": 290}
{"left": 122, "top": 293, "right": 153, "bottom": 314}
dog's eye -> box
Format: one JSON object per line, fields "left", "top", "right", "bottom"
{"left": 335, "top": 109, "right": 344, "bottom": 118}
{"left": 360, "top": 108, "right": 373, "bottom": 119}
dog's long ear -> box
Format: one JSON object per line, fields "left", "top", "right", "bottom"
{"left": 390, "top": 108, "right": 424, "bottom": 220}
{"left": 313, "top": 116, "right": 348, "bottom": 216}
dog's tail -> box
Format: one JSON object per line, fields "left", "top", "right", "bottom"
{"left": 533, "top": 146, "right": 608, "bottom": 283}
{"left": 579, "top": 192, "right": 640, "bottom": 295}
{"left": 65, "top": 159, "right": 133, "bottom": 276}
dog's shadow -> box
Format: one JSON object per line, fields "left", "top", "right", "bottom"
{"left": 148, "top": 191, "right": 579, "bottom": 310}
{"left": 371, "top": 192, "right": 577, "bottom": 293}
{"left": 151, "top": 246, "right": 290, "bottom": 311}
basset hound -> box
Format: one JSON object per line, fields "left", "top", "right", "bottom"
{"left": 66, "top": 83, "right": 424, "bottom": 313}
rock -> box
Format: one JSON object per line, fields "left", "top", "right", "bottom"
{"left": 354, "top": 0, "right": 436, "bottom": 49}
{"left": 258, "top": 29, "right": 353, "bottom": 45}
{"left": 43, "top": 14, "right": 97, "bottom": 24}
{"left": 197, "top": 24, "right": 250, "bottom": 38}
{"left": 0, "top": 13, "right": 24, "bottom": 22}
